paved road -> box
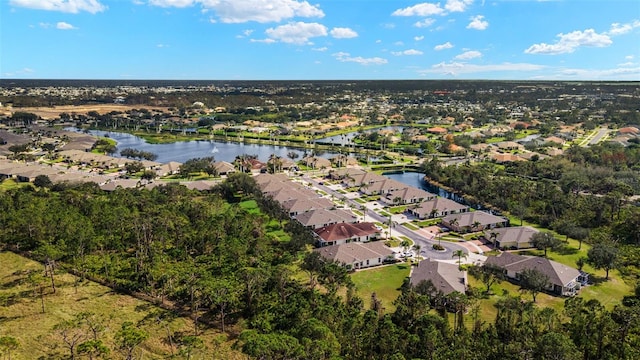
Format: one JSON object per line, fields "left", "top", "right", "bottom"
{"left": 588, "top": 127, "right": 609, "bottom": 145}
{"left": 303, "top": 175, "right": 470, "bottom": 259}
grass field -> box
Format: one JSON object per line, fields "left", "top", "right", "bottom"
{"left": 350, "top": 263, "right": 412, "bottom": 312}
{"left": 0, "top": 179, "right": 32, "bottom": 192}
{"left": 0, "top": 252, "right": 244, "bottom": 360}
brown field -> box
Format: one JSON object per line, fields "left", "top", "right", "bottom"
{"left": 0, "top": 251, "right": 246, "bottom": 360}
{"left": 5, "top": 104, "right": 170, "bottom": 119}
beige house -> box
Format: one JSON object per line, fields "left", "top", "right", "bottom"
{"left": 484, "top": 226, "right": 539, "bottom": 250}
{"left": 442, "top": 211, "right": 508, "bottom": 233}
{"left": 410, "top": 258, "right": 467, "bottom": 295}
{"left": 314, "top": 241, "right": 394, "bottom": 270}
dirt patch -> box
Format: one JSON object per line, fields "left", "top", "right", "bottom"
{"left": 7, "top": 104, "right": 171, "bottom": 119}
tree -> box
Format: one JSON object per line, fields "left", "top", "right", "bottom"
{"left": 53, "top": 319, "right": 86, "bottom": 360}
{"left": 587, "top": 243, "right": 618, "bottom": 279}
{"left": 470, "top": 263, "right": 505, "bottom": 294}
{"left": 533, "top": 332, "right": 581, "bottom": 360}
{"left": 115, "top": 322, "right": 148, "bottom": 360}
{"left": 0, "top": 336, "right": 19, "bottom": 360}
{"left": 77, "top": 340, "right": 110, "bottom": 360}
{"left": 34, "top": 175, "right": 53, "bottom": 188}
{"left": 124, "top": 161, "right": 144, "bottom": 175}
{"left": 531, "top": 232, "right": 561, "bottom": 257}
{"left": 519, "top": 268, "right": 549, "bottom": 302}
{"left": 452, "top": 249, "right": 467, "bottom": 270}
{"left": 177, "top": 335, "right": 204, "bottom": 360}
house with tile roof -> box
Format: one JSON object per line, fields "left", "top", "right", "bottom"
{"left": 485, "top": 252, "right": 582, "bottom": 296}
{"left": 442, "top": 211, "right": 508, "bottom": 233}
{"left": 314, "top": 222, "right": 381, "bottom": 247}
{"left": 410, "top": 258, "right": 467, "bottom": 295}
{"left": 281, "top": 197, "right": 335, "bottom": 217}
{"left": 484, "top": 226, "right": 539, "bottom": 250}
{"left": 294, "top": 208, "right": 358, "bottom": 229}
{"left": 408, "top": 197, "right": 470, "bottom": 219}
{"left": 384, "top": 186, "right": 436, "bottom": 205}
{"left": 313, "top": 241, "right": 394, "bottom": 270}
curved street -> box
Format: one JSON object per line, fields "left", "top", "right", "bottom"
{"left": 302, "top": 174, "right": 475, "bottom": 261}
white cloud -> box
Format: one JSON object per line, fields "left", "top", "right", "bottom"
{"left": 3, "top": 67, "right": 35, "bottom": 77}
{"left": 56, "top": 21, "right": 77, "bottom": 30}
{"left": 434, "top": 41, "right": 454, "bottom": 50}
{"left": 414, "top": 35, "right": 425, "bottom": 41}
{"left": 625, "top": 55, "right": 635, "bottom": 60}
{"left": 392, "top": 3, "right": 444, "bottom": 17}
{"left": 333, "top": 52, "right": 388, "bottom": 65}
{"left": 10, "top": 0, "right": 106, "bottom": 13}
{"left": 265, "top": 22, "right": 327, "bottom": 44}
{"left": 250, "top": 38, "right": 277, "bottom": 43}
{"left": 39, "top": 22, "right": 51, "bottom": 28}
{"left": 392, "top": 49, "right": 424, "bottom": 56}
{"left": 394, "top": 41, "right": 405, "bottom": 46}
{"left": 525, "top": 29, "right": 612, "bottom": 55}
{"left": 445, "top": 0, "right": 473, "bottom": 13}
{"left": 312, "top": 47, "right": 327, "bottom": 52}
{"left": 618, "top": 62, "right": 636, "bottom": 67}
{"left": 606, "top": 20, "right": 640, "bottom": 35}
{"left": 156, "top": 43, "right": 169, "bottom": 48}
{"left": 455, "top": 50, "right": 481, "bottom": 60}
{"left": 330, "top": 27, "right": 358, "bottom": 39}
{"left": 149, "top": 0, "right": 194, "bottom": 7}
{"left": 467, "top": 15, "right": 488, "bottom": 30}
{"left": 556, "top": 66, "right": 640, "bottom": 79}
{"left": 420, "top": 61, "right": 545, "bottom": 76}
{"left": 414, "top": 18, "right": 436, "bottom": 28}
{"left": 148, "top": 0, "right": 325, "bottom": 23}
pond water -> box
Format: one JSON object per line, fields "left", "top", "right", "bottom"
{"left": 68, "top": 129, "right": 342, "bottom": 164}
{"left": 383, "top": 171, "right": 476, "bottom": 208}
{"left": 315, "top": 126, "right": 406, "bottom": 146}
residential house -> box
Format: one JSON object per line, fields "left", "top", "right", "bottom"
{"left": 327, "top": 167, "right": 366, "bottom": 181}
{"left": 491, "top": 153, "right": 527, "bottom": 163}
{"left": 343, "top": 172, "right": 388, "bottom": 187}
{"left": 427, "top": 127, "right": 448, "bottom": 135}
{"left": 314, "top": 222, "right": 381, "bottom": 246}
{"left": 213, "top": 161, "right": 236, "bottom": 175}
{"left": 384, "top": 186, "right": 436, "bottom": 205}
{"left": 544, "top": 136, "right": 566, "bottom": 146}
{"left": 484, "top": 226, "right": 539, "bottom": 250}
{"left": 302, "top": 156, "right": 332, "bottom": 170}
{"left": 408, "top": 197, "right": 469, "bottom": 219}
{"left": 495, "top": 141, "right": 524, "bottom": 151}
{"left": 410, "top": 258, "right": 467, "bottom": 295}
{"left": 281, "top": 197, "right": 335, "bottom": 217}
{"left": 294, "top": 208, "right": 358, "bottom": 229}
{"left": 442, "top": 211, "right": 508, "bottom": 233}
{"left": 314, "top": 241, "right": 394, "bottom": 270}
{"left": 361, "top": 178, "right": 408, "bottom": 196}
{"left": 155, "top": 161, "right": 183, "bottom": 176}
{"left": 469, "top": 143, "right": 494, "bottom": 153}
{"left": 485, "top": 252, "right": 582, "bottom": 296}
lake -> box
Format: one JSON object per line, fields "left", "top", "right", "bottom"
{"left": 68, "top": 129, "right": 343, "bottom": 164}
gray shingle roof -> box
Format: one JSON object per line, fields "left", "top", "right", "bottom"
{"left": 410, "top": 258, "right": 467, "bottom": 295}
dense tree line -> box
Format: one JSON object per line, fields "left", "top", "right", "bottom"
{"left": 1, "top": 174, "right": 640, "bottom": 359}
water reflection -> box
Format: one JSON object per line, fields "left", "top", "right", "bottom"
{"left": 69, "top": 129, "right": 343, "bottom": 164}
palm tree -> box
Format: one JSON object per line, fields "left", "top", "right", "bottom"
{"left": 452, "top": 249, "right": 467, "bottom": 270}
{"left": 489, "top": 231, "right": 499, "bottom": 246}
{"left": 448, "top": 218, "right": 459, "bottom": 231}
{"left": 472, "top": 220, "right": 482, "bottom": 232}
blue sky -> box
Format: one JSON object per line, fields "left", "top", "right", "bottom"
{"left": 1, "top": 0, "right": 639, "bottom": 80}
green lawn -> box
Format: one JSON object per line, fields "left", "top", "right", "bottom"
{"left": 0, "top": 179, "right": 32, "bottom": 192}
{"left": 238, "top": 199, "right": 260, "bottom": 214}
{"left": 403, "top": 222, "right": 419, "bottom": 230}
{"left": 350, "top": 264, "right": 411, "bottom": 312}
{"left": 389, "top": 206, "right": 407, "bottom": 214}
